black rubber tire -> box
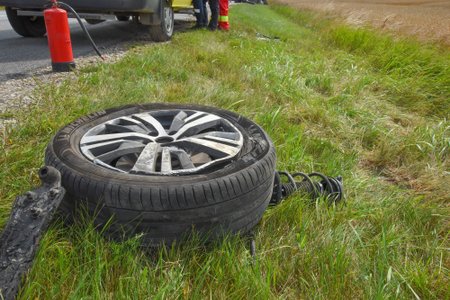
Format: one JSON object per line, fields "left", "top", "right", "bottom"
{"left": 116, "top": 16, "right": 131, "bottom": 22}
{"left": 85, "top": 19, "right": 105, "bottom": 25}
{"left": 149, "top": 0, "right": 174, "bottom": 42}
{"left": 5, "top": 7, "right": 46, "bottom": 37}
{"left": 45, "top": 103, "right": 276, "bottom": 245}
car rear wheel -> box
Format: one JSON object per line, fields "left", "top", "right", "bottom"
{"left": 116, "top": 15, "right": 131, "bottom": 22}
{"left": 149, "top": 0, "right": 174, "bottom": 42}
{"left": 5, "top": 7, "right": 46, "bottom": 37}
{"left": 85, "top": 19, "right": 105, "bottom": 25}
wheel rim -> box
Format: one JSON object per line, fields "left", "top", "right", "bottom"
{"left": 163, "top": 6, "right": 174, "bottom": 36}
{"left": 80, "top": 109, "right": 244, "bottom": 175}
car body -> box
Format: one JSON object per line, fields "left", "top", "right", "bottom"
{"left": 0, "top": 0, "right": 192, "bottom": 14}
{"left": 1, "top": 0, "right": 193, "bottom": 41}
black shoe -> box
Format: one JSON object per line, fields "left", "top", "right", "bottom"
{"left": 191, "top": 24, "right": 206, "bottom": 30}
{"left": 208, "top": 24, "right": 218, "bottom": 31}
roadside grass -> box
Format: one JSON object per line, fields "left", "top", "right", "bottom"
{"left": 0, "top": 3, "right": 448, "bottom": 299}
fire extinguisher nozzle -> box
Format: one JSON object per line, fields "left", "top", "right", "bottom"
{"left": 57, "top": 2, "right": 104, "bottom": 60}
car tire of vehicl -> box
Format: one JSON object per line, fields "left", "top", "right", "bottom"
{"left": 116, "top": 16, "right": 131, "bottom": 22}
{"left": 5, "top": 7, "right": 46, "bottom": 37}
{"left": 85, "top": 19, "right": 105, "bottom": 25}
{"left": 149, "top": 0, "right": 174, "bottom": 42}
{"left": 45, "top": 103, "right": 276, "bottom": 246}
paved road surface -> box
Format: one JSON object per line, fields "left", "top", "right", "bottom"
{"left": 0, "top": 11, "right": 193, "bottom": 81}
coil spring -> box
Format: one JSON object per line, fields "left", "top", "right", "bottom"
{"left": 270, "top": 171, "right": 344, "bottom": 205}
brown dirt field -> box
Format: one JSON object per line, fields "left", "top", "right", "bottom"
{"left": 275, "top": 0, "right": 450, "bottom": 45}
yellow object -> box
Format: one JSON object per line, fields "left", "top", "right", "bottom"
{"left": 172, "top": 0, "right": 193, "bottom": 9}
{"left": 219, "top": 15, "right": 229, "bottom": 22}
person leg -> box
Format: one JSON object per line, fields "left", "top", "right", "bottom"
{"left": 193, "top": 0, "right": 206, "bottom": 28}
{"left": 202, "top": 0, "right": 209, "bottom": 27}
{"left": 208, "top": 0, "right": 219, "bottom": 30}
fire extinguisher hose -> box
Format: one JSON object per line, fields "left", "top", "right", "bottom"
{"left": 45, "top": 1, "right": 104, "bottom": 60}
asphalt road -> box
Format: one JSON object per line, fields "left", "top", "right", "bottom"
{"left": 0, "top": 11, "right": 193, "bottom": 82}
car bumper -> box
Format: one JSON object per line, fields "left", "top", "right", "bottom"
{"left": 0, "top": 0, "right": 159, "bottom": 13}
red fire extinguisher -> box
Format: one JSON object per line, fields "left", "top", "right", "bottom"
{"left": 44, "top": 0, "right": 75, "bottom": 72}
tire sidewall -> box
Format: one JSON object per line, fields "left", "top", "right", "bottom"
{"left": 6, "top": 7, "right": 46, "bottom": 37}
{"left": 161, "top": 0, "right": 174, "bottom": 38}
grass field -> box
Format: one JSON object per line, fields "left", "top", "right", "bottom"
{"left": 0, "top": 3, "right": 449, "bottom": 299}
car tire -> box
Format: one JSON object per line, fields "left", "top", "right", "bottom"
{"left": 116, "top": 16, "right": 131, "bottom": 22}
{"left": 85, "top": 19, "right": 105, "bottom": 25}
{"left": 5, "top": 7, "right": 46, "bottom": 37}
{"left": 149, "top": 0, "right": 174, "bottom": 42}
{"left": 45, "top": 103, "right": 276, "bottom": 245}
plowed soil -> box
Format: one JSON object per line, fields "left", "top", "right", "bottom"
{"left": 276, "top": 0, "right": 450, "bottom": 45}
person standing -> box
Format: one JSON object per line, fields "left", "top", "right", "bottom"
{"left": 192, "top": 0, "right": 219, "bottom": 31}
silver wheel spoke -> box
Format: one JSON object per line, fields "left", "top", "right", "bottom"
{"left": 82, "top": 139, "right": 125, "bottom": 151}
{"left": 161, "top": 147, "right": 172, "bottom": 173}
{"left": 96, "top": 141, "right": 145, "bottom": 163}
{"left": 178, "top": 137, "right": 240, "bottom": 157}
{"left": 169, "top": 111, "right": 188, "bottom": 133}
{"left": 184, "top": 111, "right": 204, "bottom": 123}
{"left": 192, "top": 131, "right": 240, "bottom": 140}
{"left": 172, "top": 149, "right": 195, "bottom": 169}
{"left": 131, "top": 143, "right": 159, "bottom": 174}
{"left": 173, "top": 114, "right": 223, "bottom": 139}
{"left": 190, "top": 131, "right": 241, "bottom": 145}
{"left": 81, "top": 132, "right": 153, "bottom": 145}
{"left": 201, "top": 135, "right": 241, "bottom": 146}
{"left": 132, "top": 113, "right": 167, "bottom": 136}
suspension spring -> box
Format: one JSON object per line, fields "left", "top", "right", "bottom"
{"left": 271, "top": 171, "right": 344, "bottom": 206}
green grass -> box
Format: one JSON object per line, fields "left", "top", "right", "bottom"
{"left": 1, "top": 3, "right": 449, "bottom": 299}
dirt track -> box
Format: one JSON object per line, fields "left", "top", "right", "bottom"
{"left": 275, "top": 0, "right": 450, "bottom": 45}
